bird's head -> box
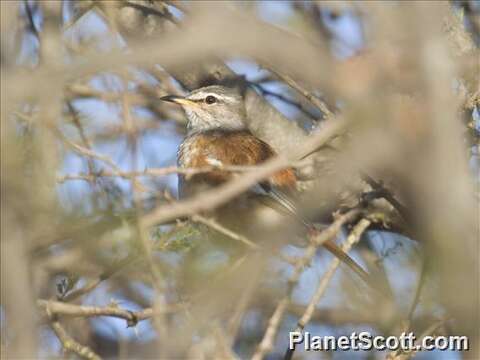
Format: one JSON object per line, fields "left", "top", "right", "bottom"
{"left": 160, "top": 85, "right": 247, "bottom": 132}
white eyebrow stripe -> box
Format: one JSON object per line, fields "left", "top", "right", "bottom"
{"left": 188, "top": 93, "right": 236, "bottom": 102}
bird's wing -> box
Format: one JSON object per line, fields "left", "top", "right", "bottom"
{"left": 179, "top": 130, "right": 381, "bottom": 294}
{"left": 262, "top": 183, "right": 386, "bottom": 294}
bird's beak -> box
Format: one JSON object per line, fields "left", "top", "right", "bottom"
{"left": 159, "top": 95, "right": 196, "bottom": 107}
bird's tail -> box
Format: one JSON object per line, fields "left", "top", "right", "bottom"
{"left": 268, "top": 188, "right": 373, "bottom": 288}
{"left": 322, "top": 239, "right": 371, "bottom": 284}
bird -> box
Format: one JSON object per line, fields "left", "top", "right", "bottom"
{"left": 160, "top": 85, "right": 372, "bottom": 285}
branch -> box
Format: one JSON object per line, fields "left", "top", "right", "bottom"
{"left": 361, "top": 173, "right": 410, "bottom": 222}
{"left": 46, "top": 310, "right": 102, "bottom": 360}
{"left": 267, "top": 67, "right": 335, "bottom": 120}
{"left": 251, "top": 209, "right": 360, "bottom": 360}
{"left": 142, "top": 117, "right": 348, "bottom": 227}
{"left": 7, "top": 5, "right": 334, "bottom": 155}
{"left": 284, "top": 218, "right": 371, "bottom": 360}
{"left": 56, "top": 165, "right": 262, "bottom": 183}
{"left": 191, "top": 214, "right": 260, "bottom": 250}
{"left": 38, "top": 299, "right": 181, "bottom": 326}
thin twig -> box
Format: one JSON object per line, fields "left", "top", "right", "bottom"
{"left": 67, "top": 106, "right": 96, "bottom": 182}
{"left": 191, "top": 214, "right": 260, "bottom": 249}
{"left": 226, "top": 253, "right": 264, "bottom": 345}
{"left": 57, "top": 164, "right": 261, "bottom": 183}
{"left": 251, "top": 209, "right": 360, "bottom": 360}
{"left": 38, "top": 299, "right": 182, "bottom": 324}
{"left": 387, "top": 319, "right": 449, "bottom": 360}
{"left": 284, "top": 218, "right": 371, "bottom": 360}
{"left": 142, "top": 118, "right": 348, "bottom": 227}
{"left": 53, "top": 126, "right": 150, "bottom": 192}
{"left": 122, "top": 84, "right": 169, "bottom": 357}
{"left": 57, "top": 159, "right": 312, "bottom": 183}
{"left": 61, "top": 253, "right": 140, "bottom": 302}
{"left": 300, "top": 219, "right": 371, "bottom": 329}
{"left": 252, "top": 82, "right": 319, "bottom": 120}
{"left": 121, "top": 1, "right": 179, "bottom": 25}
{"left": 23, "top": 0, "right": 40, "bottom": 38}
{"left": 268, "top": 67, "right": 335, "bottom": 120}
{"left": 45, "top": 306, "right": 102, "bottom": 360}
{"left": 252, "top": 298, "right": 289, "bottom": 360}
{"left": 361, "top": 173, "right": 410, "bottom": 222}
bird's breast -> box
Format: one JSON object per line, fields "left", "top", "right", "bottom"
{"left": 177, "top": 130, "right": 297, "bottom": 194}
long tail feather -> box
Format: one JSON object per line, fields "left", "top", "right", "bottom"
{"left": 268, "top": 188, "right": 373, "bottom": 286}
{"left": 322, "top": 240, "right": 371, "bottom": 284}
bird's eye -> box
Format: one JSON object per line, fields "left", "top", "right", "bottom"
{"left": 205, "top": 95, "right": 217, "bottom": 104}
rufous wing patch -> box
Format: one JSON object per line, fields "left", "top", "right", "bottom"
{"left": 179, "top": 130, "right": 297, "bottom": 190}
